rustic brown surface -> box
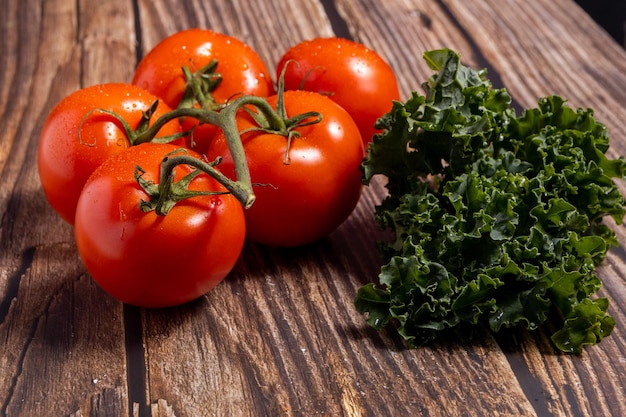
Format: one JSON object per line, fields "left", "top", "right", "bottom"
{"left": 1, "top": 0, "right": 625, "bottom": 416}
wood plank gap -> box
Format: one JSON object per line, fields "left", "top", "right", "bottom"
{"left": 0, "top": 323, "right": 32, "bottom": 417}
{"left": 1, "top": 271, "right": 58, "bottom": 417}
{"left": 132, "top": 0, "right": 145, "bottom": 65}
{"left": 319, "top": 0, "right": 353, "bottom": 39}
{"left": 0, "top": 247, "right": 34, "bottom": 327}
{"left": 74, "top": 0, "right": 84, "bottom": 86}
{"left": 124, "top": 304, "right": 150, "bottom": 417}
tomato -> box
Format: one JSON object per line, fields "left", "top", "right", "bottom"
{"left": 132, "top": 29, "right": 275, "bottom": 154}
{"left": 37, "top": 83, "right": 184, "bottom": 225}
{"left": 74, "top": 143, "right": 246, "bottom": 308}
{"left": 276, "top": 37, "right": 401, "bottom": 146}
{"left": 206, "top": 90, "right": 364, "bottom": 247}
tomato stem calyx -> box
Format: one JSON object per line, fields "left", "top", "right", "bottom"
{"left": 272, "top": 62, "right": 323, "bottom": 164}
{"left": 136, "top": 152, "right": 255, "bottom": 216}
{"left": 179, "top": 61, "right": 223, "bottom": 112}
{"left": 114, "top": 67, "right": 326, "bottom": 214}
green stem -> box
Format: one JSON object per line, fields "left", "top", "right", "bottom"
{"left": 214, "top": 95, "right": 287, "bottom": 188}
{"left": 133, "top": 95, "right": 287, "bottom": 143}
{"left": 132, "top": 93, "right": 321, "bottom": 214}
{"left": 132, "top": 106, "right": 222, "bottom": 145}
{"left": 179, "top": 61, "right": 222, "bottom": 111}
{"left": 137, "top": 95, "right": 284, "bottom": 213}
{"left": 158, "top": 154, "right": 255, "bottom": 210}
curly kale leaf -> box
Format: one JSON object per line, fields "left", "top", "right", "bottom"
{"left": 356, "top": 48, "right": 626, "bottom": 354}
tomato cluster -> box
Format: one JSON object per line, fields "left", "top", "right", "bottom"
{"left": 37, "top": 29, "right": 400, "bottom": 307}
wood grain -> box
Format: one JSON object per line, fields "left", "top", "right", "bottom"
{"left": 1, "top": 0, "right": 134, "bottom": 415}
{"left": 1, "top": 0, "right": 625, "bottom": 416}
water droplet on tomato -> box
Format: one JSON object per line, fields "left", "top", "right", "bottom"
{"left": 119, "top": 203, "right": 127, "bottom": 221}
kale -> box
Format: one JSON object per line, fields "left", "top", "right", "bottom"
{"left": 355, "top": 49, "right": 626, "bottom": 353}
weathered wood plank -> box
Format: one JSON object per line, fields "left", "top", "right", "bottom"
{"left": 78, "top": 0, "right": 137, "bottom": 85}
{"left": 0, "top": 0, "right": 135, "bottom": 416}
{"left": 0, "top": 243, "right": 129, "bottom": 417}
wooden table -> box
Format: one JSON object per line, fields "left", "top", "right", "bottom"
{"left": 2, "top": 0, "right": 626, "bottom": 416}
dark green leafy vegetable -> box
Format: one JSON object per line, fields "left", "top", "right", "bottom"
{"left": 355, "top": 48, "right": 626, "bottom": 354}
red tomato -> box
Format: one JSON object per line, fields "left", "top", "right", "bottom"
{"left": 276, "top": 37, "right": 401, "bottom": 146}
{"left": 37, "top": 83, "right": 184, "bottom": 224}
{"left": 206, "top": 90, "right": 364, "bottom": 247}
{"left": 74, "top": 143, "right": 246, "bottom": 308}
{"left": 132, "top": 29, "right": 275, "bottom": 154}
